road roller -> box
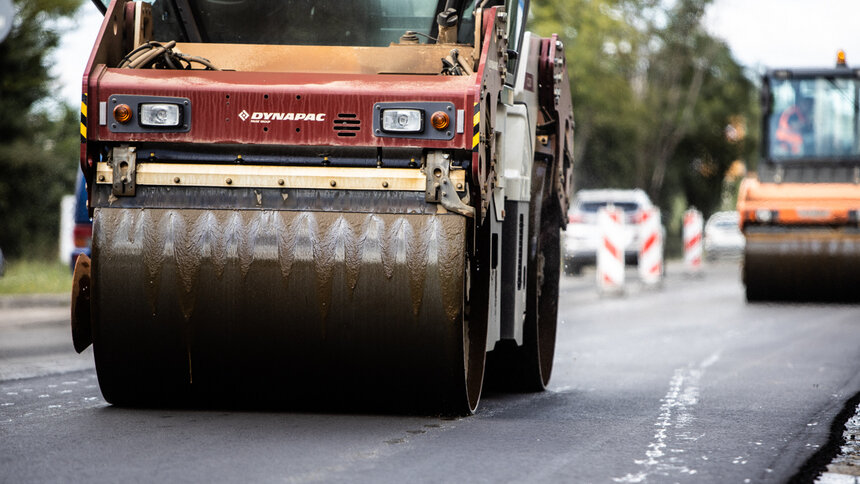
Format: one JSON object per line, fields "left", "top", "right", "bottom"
{"left": 738, "top": 52, "right": 860, "bottom": 303}
{"left": 71, "top": 0, "right": 574, "bottom": 414}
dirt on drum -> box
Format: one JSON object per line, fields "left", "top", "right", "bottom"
{"left": 92, "top": 207, "right": 470, "bottom": 409}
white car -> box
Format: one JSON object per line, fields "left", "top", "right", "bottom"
{"left": 563, "top": 189, "right": 659, "bottom": 275}
{"left": 704, "top": 211, "right": 744, "bottom": 260}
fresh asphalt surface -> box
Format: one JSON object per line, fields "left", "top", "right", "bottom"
{"left": 1, "top": 260, "right": 859, "bottom": 483}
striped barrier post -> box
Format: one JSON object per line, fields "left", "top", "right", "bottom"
{"left": 638, "top": 207, "right": 663, "bottom": 285}
{"left": 683, "top": 208, "right": 704, "bottom": 275}
{"left": 597, "top": 205, "right": 625, "bottom": 293}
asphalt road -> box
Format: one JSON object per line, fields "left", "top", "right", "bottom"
{"left": 1, "top": 260, "right": 859, "bottom": 483}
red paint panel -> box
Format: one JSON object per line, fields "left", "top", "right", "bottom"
{"left": 603, "top": 238, "right": 619, "bottom": 261}
{"left": 94, "top": 69, "right": 479, "bottom": 149}
{"left": 642, "top": 233, "right": 657, "bottom": 253}
{"left": 684, "top": 233, "right": 702, "bottom": 251}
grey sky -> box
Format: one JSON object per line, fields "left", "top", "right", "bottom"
{"left": 704, "top": 0, "right": 860, "bottom": 71}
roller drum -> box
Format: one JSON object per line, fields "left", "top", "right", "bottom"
{"left": 743, "top": 228, "right": 860, "bottom": 302}
{"left": 91, "top": 207, "right": 479, "bottom": 412}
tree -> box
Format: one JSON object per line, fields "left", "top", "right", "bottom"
{"left": 633, "top": 0, "right": 757, "bottom": 218}
{"left": 531, "top": 0, "right": 647, "bottom": 189}
{"left": 673, "top": 44, "right": 758, "bottom": 219}
{"left": 530, "top": 0, "right": 758, "bottom": 223}
{"left": 0, "top": 0, "right": 84, "bottom": 258}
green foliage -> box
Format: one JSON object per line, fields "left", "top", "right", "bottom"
{"left": 0, "top": 0, "right": 84, "bottom": 259}
{"left": 0, "top": 106, "right": 81, "bottom": 258}
{"left": 530, "top": 0, "right": 759, "bottom": 223}
{"left": 531, "top": 0, "right": 646, "bottom": 189}
{"left": 673, "top": 39, "right": 757, "bottom": 217}
{"left": 0, "top": 258, "right": 73, "bottom": 294}
{"left": 0, "top": 0, "right": 80, "bottom": 138}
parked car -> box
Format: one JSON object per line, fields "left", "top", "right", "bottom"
{"left": 704, "top": 210, "right": 744, "bottom": 260}
{"left": 70, "top": 173, "right": 92, "bottom": 270}
{"left": 563, "top": 188, "right": 660, "bottom": 275}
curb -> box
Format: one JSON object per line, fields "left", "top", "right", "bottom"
{"left": 0, "top": 293, "right": 69, "bottom": 309}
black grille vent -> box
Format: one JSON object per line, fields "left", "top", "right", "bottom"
{"left": 334, "top": 113, "right": 361, "bottom": 137}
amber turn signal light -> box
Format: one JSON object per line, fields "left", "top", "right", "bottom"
{"left": 113, "top": 104, "right": 132, "bottom": 124}
{"left": 430, "top": 111, "right": 450, "bottom": 130}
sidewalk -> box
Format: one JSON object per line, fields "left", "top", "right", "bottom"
{"left": 818, "top": 403, "right": 860, "bottom": 482}
{"left": 0, "top": 292, "right": 92, "bottom": 381}
{"left": 0, "top": 293, "right": 69, "bottom": 310}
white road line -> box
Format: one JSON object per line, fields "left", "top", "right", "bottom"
{"left": 614, "top": 351, "right": 721, "bottom": 483}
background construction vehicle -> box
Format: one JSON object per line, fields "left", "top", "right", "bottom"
{"left": 71, "top": 0, "right": 574, "bottom": 414}
{"left": 738, "top": 52, "right": 860, "bottom": 302}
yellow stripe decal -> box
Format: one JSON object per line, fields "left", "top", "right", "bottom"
{"left": 472, "top": 102, "right": 480, "bottom": 151}
{"left": 80, "top": 94, "right": 87, "bottom": 143}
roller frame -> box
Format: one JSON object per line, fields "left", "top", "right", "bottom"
{"left": 74, "top": 1, "right": 574, "bottom": 413}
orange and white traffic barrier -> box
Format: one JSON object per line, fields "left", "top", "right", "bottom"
{"left": 597, "top": 205, "right": 625, "bottom": 292}
{"left": 638, "top": 207, "right": 663, "bottom": 285}
{"left": 683, "top": 208, "right": 704, "bottom": 274}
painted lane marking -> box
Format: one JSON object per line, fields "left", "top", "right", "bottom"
{"left": 614, "top": 351, "right": 721, "bottom": 483}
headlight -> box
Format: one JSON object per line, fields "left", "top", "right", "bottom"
{"left": 108, "top": 95, "right": 190, "bottom": 133}
{"left": 755, "top": 209, "right": 775, "bottom": 223}
{"left": 381, "top": 109, "right": 423, "bottom": 133}
{"left": 140, "top": 103, "right": 181, "bottom": 127}
{"left": 372, "top": 102, "right": 453, "bottom": 140}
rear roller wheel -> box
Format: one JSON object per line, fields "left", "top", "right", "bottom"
{"left": 485, "top": 161, "right": 560, "bottom": 392}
